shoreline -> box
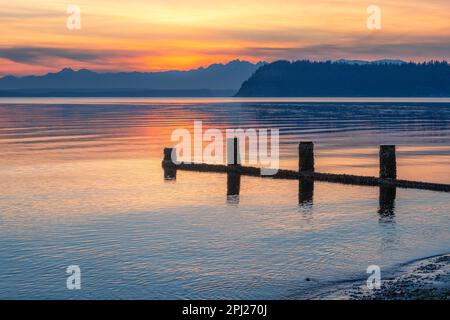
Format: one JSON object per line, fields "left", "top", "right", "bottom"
{"left": 3, "top": 97, "right": 450, "bottom": 105}
{"left": 313, "top": 253, "right": 450, "bottom": 300}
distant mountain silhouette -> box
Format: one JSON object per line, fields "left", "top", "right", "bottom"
{"left": 0, "top": 60, "right": 264, "bottom": 97}
{"left": 236, "top": 60, "right": 450, "bottom": 97}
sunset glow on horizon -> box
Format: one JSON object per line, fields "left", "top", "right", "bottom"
{"left": 2, "top": 0, "right": 450, "bottom": 76}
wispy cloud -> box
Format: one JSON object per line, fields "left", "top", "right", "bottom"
{"left": 0, "top": 47, "right": 102, "bottom": 64}
{"left": 2, "top": 0, "right": 450, "bottom": 74}
{"left": 0, "top": 46, "right": 148, "bottom": 67}
{"left": 0, "top": 5, "right": 61, "bottom": 20}
{"left": 239, "top": 37, "right": 450, "bottom": 61}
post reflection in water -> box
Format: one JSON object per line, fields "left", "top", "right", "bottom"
{"left": 378, "top": 186, "right": 398, "bottom": 251}
{"left": 226, "top": 194, "right": 240, "bottom": 205}
{"left": 298, "top": 178, "right": 314, "bottom": 207}
{"left": 226, "top": 168, "right": 241, "bottom": 204}
{"left": 163, "top": 166, "right": 177, "bottom": 180}
{"left": 378, "top": 186, "right": 397, "bottom": 221}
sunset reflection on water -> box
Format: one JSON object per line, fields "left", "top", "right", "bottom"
{"left": 0, "top": 99, "right": 449, "bottom": 299}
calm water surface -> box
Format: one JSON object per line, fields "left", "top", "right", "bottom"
{"left": 0, "top": 98, "right": 449, "bottom": 299}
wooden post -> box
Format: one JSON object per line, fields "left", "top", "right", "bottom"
{"left": 227, "top": 137, "right": 241, "bottom": 195}
{"left": 227, "top": 137, "right": 241, "bottom": 166}
{"left": 162, "top": 147, "right": 177, "bottom": 180}
{"left": 299, "top": 142, "right": 314, "bottom": 173}
{"left": 379, "top": 145, "right": 396, "bottom": 179}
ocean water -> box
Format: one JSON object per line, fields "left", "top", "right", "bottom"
{"left": 0, "top": 98, "right": 449, "bottom": 299}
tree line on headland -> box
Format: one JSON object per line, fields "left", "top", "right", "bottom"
{"left": 235, "top": 60, "right": 450, "bottom": 97}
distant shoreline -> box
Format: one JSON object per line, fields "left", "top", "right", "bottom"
{"left": 0, "top": 89, "right": 236, "bottom": 98}
{"left": 2, "top": 97, "right": 450, "bottom": 104}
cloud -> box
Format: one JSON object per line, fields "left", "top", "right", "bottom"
{"left": 0, "top": 47, "right": 142, "bottom": 66}
{"left": 239, "top": 37, "right": 450, "bottom": 61}
{"left": 0, "top": 47, "right": 98, "bottom": 64}
{"left": 0, "top": 5, "right": 62, "bottom": 20}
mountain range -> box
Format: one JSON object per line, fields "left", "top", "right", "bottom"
{"left": 0, "top": 60, "right": 264, "bottom": 97}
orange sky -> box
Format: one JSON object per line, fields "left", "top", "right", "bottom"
{"left": 1, "top": 0, "right": 450, "bottom": 76}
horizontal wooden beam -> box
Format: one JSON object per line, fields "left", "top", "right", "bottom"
{"left": 174, "top": 162, "right": 450, "bottom": 193}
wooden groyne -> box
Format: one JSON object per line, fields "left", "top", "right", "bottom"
{"left": 162, "top": 141, "right": 450, "bottom": 193}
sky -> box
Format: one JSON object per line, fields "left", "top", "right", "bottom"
{"left": 1, "top": 0, "right": 450, "bottom": 76}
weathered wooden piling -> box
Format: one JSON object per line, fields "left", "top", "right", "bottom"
{"left": 226, "top": 137, "right": 241, "bottom": 195}
{"left": 227, "top": 137, "right": 241, "bottom": 166}
{"left": 164, "top": 142, "right": 450, "bottom": 193}
{"left": 162, "top": 147, "right": 177, "bottom": 180}
{"left": 299, "top": 142, "right": 315, "bottom": 173}
{"left": 379, "top": 145, "right": 397, "bottom": 179}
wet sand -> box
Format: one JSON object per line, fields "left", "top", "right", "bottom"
{"left": 317, "top": 254, "right": 450, "bottom": 300}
